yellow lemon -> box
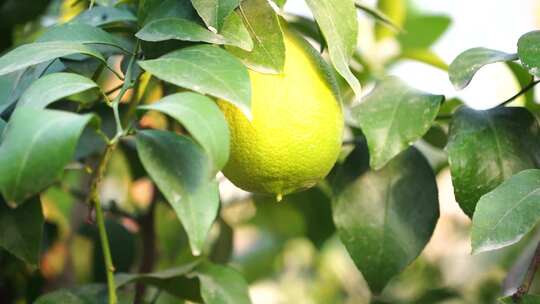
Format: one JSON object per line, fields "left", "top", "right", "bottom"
{"left": 219, "top": 30, "right": 344, "bottom": 199}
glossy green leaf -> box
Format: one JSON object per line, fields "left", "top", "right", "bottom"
{"left": 332, "top": 146, "right": 439, "bottom": 293}
{"left": 0, "top": 42, "right": 105, "bottom": 76}
{"left": 35, "top": 284, "right": 134, "bottom": 304}
{"left": 499, "top": 295, "right": 540, "bottom": 304}
{"left": 285, "top": 14, "right": 321, "bottom": 43}
{"left": 19, "top": 72, "right": 98, "bottom": 109}
{"left": 447, "top": 107, "right": 540, "bottom": 217}
{"left": 400, "top": 49, "right": 448, "bottom": 71}
{"left": 0, "top": 107, "right": 97, "bottom": 207}
{"left": 1, "top": 60, "right": 66, "bottom": 114}
{"left": 139, "top": 92, "right": 230, "bottom": 173}
{"left": 285, "top": 187, "right": 335, "bottom": 248}
{"left": 116, "top": 260, "right": 250, "bottom": 303}
{"left": 137, "top": 17, "right": 225, "bottom": 43}
{"left": 116, "top": 260, "right": 202, "bottom": 301}
{"left": 138, "top": 45, "right": 251, "bottom": 118}
{"left": 142, "top": 0, "right": 199, "bottom": 25}
{"left": 449, "top": 48, "right": 518, "bottom": 90}
{"left": 220, "top": 11, "right": 254, "bottom": 51}
{"left": 0, "top": 73, "right": 16, "bottom": 110}
{"left": 226, "top": 0, "right": 285, "bottom": 74}
{"left": 472, "top": 169, "right": 540, "bottom": 253}
{"left": 305, "top": 0, "right": 361, "bottom": 98}
{"left": 398, "top": 14, "right": 451, "bottom": 50}
{"left": 194, "top": 261, "right": 252, "bottom": 304}
{"left": 37, "top": 22, "right": 130, "bottom": 52}
{"left": 373, "top": 0, "right": 405, "bottom": 40}
{"left": 191, "top": 0, "right": 240, "bottom": 31}
{"left": 352, "top": 76, "right": 443, "bottom": 170}
{"left": 73, "top": 6, "right": 137, "bottom": 27}
{"left": 136, "top": 130, "right": 219, "bottom": 255}
{"left": 518, "top": 31, "right": 540, "bottom": 77}
{"left": 0, "top": 196, "right": 43, "bottom": 266}
{"left": 136, "top": 17, "right": 251, "bottom": 50}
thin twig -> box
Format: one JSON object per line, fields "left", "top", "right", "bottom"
{"left": 111, "top": 42, "right": 140, "bottom": 143}
{"left": 499, "top": 78, "right": 540, "bottom": 108}
{"left": 105, "top": 83, "right": 124, "bottom": 96}
{"left": 512, "top": 241, "right": 540, "bottom": 302}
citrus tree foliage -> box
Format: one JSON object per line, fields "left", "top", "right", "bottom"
{"left": 1, "top": 0, "right": 540, "bottom": 303}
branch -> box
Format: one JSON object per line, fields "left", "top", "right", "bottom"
{"left": 88, "top": 143, "right": 118, "bottom": 304}
{"left": 512, "top": 241, "right": 540, "bottom": 302}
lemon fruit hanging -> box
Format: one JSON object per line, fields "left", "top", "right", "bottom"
{"left": 218, "top": 30, "right": 344, "bottom": 200}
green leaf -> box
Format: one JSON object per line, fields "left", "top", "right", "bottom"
{"left": 136, "top": 17, "right": 224, "bottom": 43}
{"left": 0, "top": 118, "right": 5, "bottom": 135}
{"left": 422, "top": 125, "right": 447, "bottom": 150}
{"left": 19, "top": 72, "right": 98, "bottom": 109}
{"left": 507, "top": 62, "right": 536, "bottom": 108}
{"left": 305, "top": 0, "right": 361, "bottom": 98}
{"left": 226, "top": 0, "right": 285, "bottom": 74}
{"left": 73, "top": 6, "right": 137, "bottom": 27}
{"left": 35, "top": 284, "right": 134, "bottom": 304}
{"left": 37, "top": 22, "right": 130, "bottom": 52}
{"left": 373, "top": 0, "right": 405, "bottom": 40}
{"left": 447, "top": 107, "right": 540, "bottom": 217}
{"left": 136, "top": 130, "right": 219, "bottom": 255}
{"left": 332, "top": 146, "right": 439, "bottom": 293}
{"left": 0, "top": 42, "right": 105, "bottom": 76}
{"left": 400, "top": 49, "right": 448, "bottom": 71}
{"left": 1, "top": 60, "right": 66, "bottom": 114}
{"left": 352, "top": 76, "right": 443, "bottom": 170}
{"left": 0, "top": 107, "right": 97, "bottom": 207}
{"left": 138, "top": 45, "right": 251, "bottom": 118}
{"left": 518, "top": 31, "right": 540, "bottom": 77}
{"left": 356, "top": 3, "right": 402, "bottom": 37}
{"left": 472, "top": 169, "right": 540, "bottom": 253}
{"left": 220, "top": 11, "right": 254, "bottom": 51}
{"left": 285, "top": 14, "right": 321, "bottom": 43}
{"left": 0, "top": 73, "right": 16, "bottom": 110}
{"left": 34, "top": 290, "right": 85, "bottom": 304}
{"left": 449, "top": 48, "right": 518, "bottom": 90}
{"left": 0, "top": 196, "right": 43, "bottom": 266}
{"left": 116, "top": 260, "right": 251, "bottom": 304}
{"left": 282, "top": 187, "right": 335, "bottom": 248}
{"left": 499, "top": 295, "right": 540, "bottom": 304}
{"left": 194, "top": 261, "right": 252, "bottom": 304}
{"left": 116, "top": 260, "right": 202, "bottom": 301}
{"left": 271, "top": 0, "right": 287, "bottom": 7}
{"left": 139, "top": 92, "right": 230, "bottom": 173}
{"left": 398, "top": 14, "right": 451, "bottom": 50}
{"left": 191, "top": 0, "right": 240, "bottom": 32}
{"left": 142, "top": 0, "right": 199, "bottom": 25}
{"left": 136, "top": 17, "right": 251, "bottom": 50}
